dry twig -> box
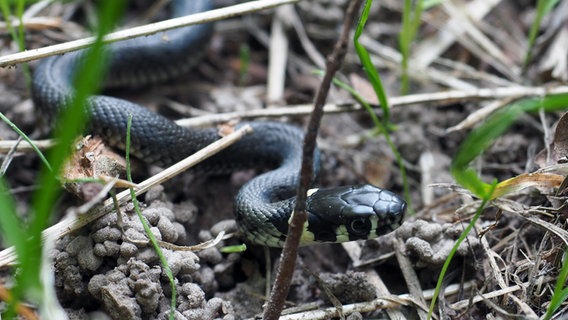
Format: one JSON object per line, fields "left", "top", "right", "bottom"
{"left": 0, "top": 125, "right": 252, "bottom": 267}
{"left": 262, "top": 0, "right": 363, "bottom": 318}
{"left": 0, "top": 0, "right": 300, "bottom": 67}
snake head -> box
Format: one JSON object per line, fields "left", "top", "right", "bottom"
{"left": 304, "top": 184, "right": 406, "bottom": 244}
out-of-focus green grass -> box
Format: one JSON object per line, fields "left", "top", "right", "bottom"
{"left": 0, "top": 0, "right": 125, "bottom": 316}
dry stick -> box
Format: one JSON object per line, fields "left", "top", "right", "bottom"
{"left": 5, "top": 86, "right": 567, "bottom": 153}
{"left": 0, "top": 125, "right": 252, "bottom": 267}
{"left": 266, "top": 6, "right": 288, "bottom": 104}
{"left": 0, "top": 0, "right": 300, "bottom": 67}
{"left": 0, "top": 139, "right": 55, "bottom": 153}
{"left": 261, "top": 0, "right": 363, "bottom": 319}
{"left": 175, "top": 85, "right": 568, "bottom": 128}
{"left": 276, "top": 282, "right": 481, "bottom": 320}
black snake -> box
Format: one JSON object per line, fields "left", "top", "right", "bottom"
{"left": 31, "top": 0, "right": 406, "bottom": 247}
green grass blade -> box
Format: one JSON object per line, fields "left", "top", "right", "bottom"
{"left": 0, "top": 0, "right": 31, "bottom": 85}
{"left": 0, "top": 112, "right": 52, "bottom": 172}
{"left": 451, "top": 105, "right": 521, "bottom": 197}
{"left": 8, "top": 0, "right": 126, "bottom": 310}
{"left": 544, "top": 248, "right": 568, "bottom": 319}
{"left": 238, "top": 44, "right": 250, "bottom": 86}
{"left": 352, "top": 0, "right": 413, "bottom": 213}
{"left": 125, "top": 115, "right": 177, "bottom": 320}
{"left": 331, "top": 76, "right": 413, "bottom": 213}
{"left": 399, "top": 0, "right": 423, "bottom": 94}
{"left": 0, "top": 180, "right": 26, "bottom": 258}
{"left": 354, "top": 0, "right": 390, "bottom": 122}
{"left": 426, "top": 184, "right": 496, "bottom": 320}
{"left": 524, "top": 0, "right": 560, "bottom": 68}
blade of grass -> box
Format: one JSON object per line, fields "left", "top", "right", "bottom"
{"left": 399, "top": 0, "right": 423, "bottom": 94}
{"left": 0, "top": 113, "right": 52, "bottom": 172}
{"left": 0, "top": 1, "right": 50, "bottom": 315}
{"left": 523, "top": 0, "right": 560, "bottom": 69}
{"left": 8, "top": 0, "right": 126, "bottom": 311}
{"left": 0, "top": 180, "right": 26, "bottom": 262}
{"left": 0, "top": 0, "right": 31, "bottom": 85}
{"left": 427, "top": 183, "right": 496, "bottom": 320}
{"left": 238, "top": 44, "right": 250, "bottom": 86}
{"left": 125, "top": 115, "right": 177, "bottom": 320}
{"left": 354, "top": 0, "right": 390, "bottom": 122}
{"left": 331, "top": 76, "right": 413, "bottom": 213}
{"left": 543, "top": 246, "right": 568, "bottom": 320}
{"left": 451, "top": 104, "right": 521, "bottom": 197}
{"left": 353, "top": 0, "right": 413, "bottom": 213}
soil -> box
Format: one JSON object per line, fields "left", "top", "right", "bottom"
{"left": 0, "top": 0, "right": 566, "bottom": 319}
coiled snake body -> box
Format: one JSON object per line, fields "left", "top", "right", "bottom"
{"left": 32, "top": 0, "right": 406, "bottom": 247}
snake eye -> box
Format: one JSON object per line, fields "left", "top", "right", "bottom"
{"left": 347, "top": 217, "right": 371, "bottom": 237}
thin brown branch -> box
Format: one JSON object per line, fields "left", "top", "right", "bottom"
{"left": 262, "top": 0, "right": 363, "bottom": 319}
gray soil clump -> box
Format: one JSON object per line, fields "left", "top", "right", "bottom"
{"left": 396, "top": 219, "right": 482, "bottom": 267}
{"left": 52, "top": 187, "right": 234, "bottom": 319}
{"left": 318, "top": 271, "right": 376, "bottom": 304}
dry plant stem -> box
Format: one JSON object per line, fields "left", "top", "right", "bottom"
{"left": 157, "top": 230, "right": 226, "bottom": 252}
{"left": 176, "top": 85, "right": 568, "bottom": 128}
{"left": 441, "top": 1, "right": 518, "bottom": 79}
{"left": 394, "top": 238, "right": 429, "bottom": 320}
{"left": 0, "top": 139, "right": 55, "bottom": 153}
{"left": 0, "top": 0, "right": 299, "bottom": 67}
{"left": 475, "top": 224, "right": 507, "bottom": 291}
{"left": 358, "top": 34, "right": 477, "bottom": 90}
{"left": 449, "top": 283, "right": 527, "bottom": 310}
{"left": 419, "top": 151, "right": 436, "bottom": 206}
{"left": 278, "top": 298, "right": 397, "bottom": 320}
{"left": 342, "top": 241, "right": 406, "bottom": 320}
{"left": 278, "top": 281, "right": 481, "bottom": 320}
{"left": 262, "top": 0, "right": 362, "bottom": 319}
{"left": 0, "top": 17, "right": 61, "bottom": 31}
{"left": 0, "top": 125, "right": 252, "bottom": 267}
{"left": 266, "top": 6, "right": 289, "bottom": 104}
{"left": 21, "top": 0, "right": 52, "bottom": 19}
{"left": 287, "top": 6, "right": 326, "bottom": 69}
{"left": 277, "top": 281, "right": 478, "bottom": 320}
{"left": 359, "top": 32, "right": 520, "bottom": 89}
{"left": 447, "top": 97, "right": 519, "bottom": 132}
{"left": 412, "top": 0, "right": 500, "bottom": 68}
{"left": 0, "top": 137, "right": 22, "bottom": 175}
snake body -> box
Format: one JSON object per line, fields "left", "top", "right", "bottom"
{"left": 32, "top": 0, "right": 406, "bottom": 247}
